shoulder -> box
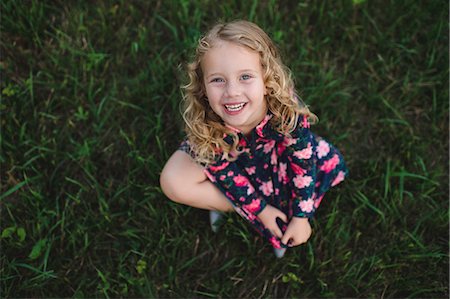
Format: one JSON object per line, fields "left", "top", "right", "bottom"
{"left": 290, "top": 115, "right": 315, "bottom": 141}
{"left": 179, "top": 138, "right": 226, "bottom": 166}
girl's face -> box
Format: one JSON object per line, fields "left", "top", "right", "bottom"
{"left": 201, "top": 41, "right": 268, "bottom": 136}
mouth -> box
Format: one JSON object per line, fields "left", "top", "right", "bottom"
{"left": 224, "top": 102, "right": 246, "bottom": 112}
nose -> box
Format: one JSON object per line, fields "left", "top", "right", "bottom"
{"left": 224, "top": 80, "right": 241, "bottom": 98}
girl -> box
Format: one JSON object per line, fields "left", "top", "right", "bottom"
{"left": 160, "top": 20, "right": 348, "bottom": 258}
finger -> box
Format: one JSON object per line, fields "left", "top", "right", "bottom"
{"left": 289, "top": 238, "right": 304, "bottom": 247}
{"left": 280, "top": 229, "right": 292, "bottom": 245}
{"left": 291, "top": 234, "right": 311, "bottom": 247}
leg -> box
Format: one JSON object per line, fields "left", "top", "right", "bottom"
{"left": 160, "top": 150, "right": 234, "bottom": 212}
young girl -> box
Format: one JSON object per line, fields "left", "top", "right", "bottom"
{"left": 160, "top": 20, "right": 348, "bottom": 258}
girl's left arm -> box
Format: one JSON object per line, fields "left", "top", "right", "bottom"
{"left": 279, "top": 127, "right": 317, "bottom": 246}
{"left": 282, "top": 124, "right": 348, "bottom": 246}
{"left": 287, "top": 128, "right": 318, "bottom": 218}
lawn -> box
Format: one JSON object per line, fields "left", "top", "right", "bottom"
{"left": 1, "top": 0, "right": 448, "bottom": 298}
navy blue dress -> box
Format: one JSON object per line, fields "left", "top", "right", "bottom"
{"left": 180, "top": 114, "right": 348, "bottom": 249}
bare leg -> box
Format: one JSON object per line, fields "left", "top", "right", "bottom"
{"left": 160, "top": 150, "right": 234, "bottom": 212}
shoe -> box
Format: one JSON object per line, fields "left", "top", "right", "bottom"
{"left": 274, "top": 247, "right": 286, "bottom": 258}
{"left": 209, "top": 211, "right": 224, "bottom": 233}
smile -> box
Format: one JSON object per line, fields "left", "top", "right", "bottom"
{"left": 224, "top": 103, "right": 246, "bottom": 112}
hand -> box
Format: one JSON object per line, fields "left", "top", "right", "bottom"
{"left": 257, "top": 204, "right": 288, "bottom": 239}
{"left": 281, "top": 217, "right": 312, "bottom": 247}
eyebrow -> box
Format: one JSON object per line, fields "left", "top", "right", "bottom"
{"left": 205, "top": 69, "right": 258, "bottom": 79}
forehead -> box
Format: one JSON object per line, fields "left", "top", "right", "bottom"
{"left": 201, "top": 41, "right": 262, "bottom": 75}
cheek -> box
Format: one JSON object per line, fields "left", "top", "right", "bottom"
{"left": 205, "top": 87, "right": 221, "bottom": 102}
{"left": 254, "top": 82, "right": 267, "bottom": 98}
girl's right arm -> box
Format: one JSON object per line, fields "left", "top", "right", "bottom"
{"left": 159, "top": 150, "right": 234, "bottom": 212}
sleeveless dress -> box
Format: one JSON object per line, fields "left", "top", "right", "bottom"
{"left": 179, "top": 114, "right": 348, "bottom": 249}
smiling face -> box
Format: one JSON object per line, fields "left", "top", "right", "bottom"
{"left": 201, "top": 41, "right": 268, "bottom": 136}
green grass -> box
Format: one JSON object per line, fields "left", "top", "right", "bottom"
{"left": 1, "top": 0, "right": 448, "bottom": 297}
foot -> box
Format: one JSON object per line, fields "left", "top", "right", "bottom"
{"left": 274, "top": 247, "right": 286, "bottom": 258}
{"left": 209, "top": 211, "right": 225, "bottom": 233}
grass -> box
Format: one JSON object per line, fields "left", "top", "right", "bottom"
{"left": 1, "top": 0, "right": 448, "bottom": 297}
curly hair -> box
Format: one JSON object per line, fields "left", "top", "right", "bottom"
{"left": 182, "top": 20, "right": 317, "bottom": 165}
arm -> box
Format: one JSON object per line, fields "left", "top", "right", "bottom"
{"left": 160, "top": 150, "right": 233, "bottom": 212}
{"left": 280, "top": 125, "right": 317, "bottom": 246}
{"left": 281, "top": 123, "right": 349, "bottom": 246}
{"left": 288, "top": 128, "right": 317, "bottom": 218}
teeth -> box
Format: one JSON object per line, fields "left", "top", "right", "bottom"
{"left": 225, "top": 103, "right": 245, "bottom": 111}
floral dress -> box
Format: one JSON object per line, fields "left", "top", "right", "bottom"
{"left": 180, "top": 114, "right": 348, "bottom": 249}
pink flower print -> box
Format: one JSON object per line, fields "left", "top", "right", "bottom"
{"left": 269, "top": 236, "right": 282, "bottom": 249}
{"left": 234, "top": 206, "right": 256, "bottom": 222}
{"left": 302, "top": 115, "right": 310, "bottom": 129}
{"left": 256, "top": 114, "right": 273, "bottom": 137}
{"left": 264, "top": 140, "right": 276, "bottom": 153}
{"left": 233, "top": 174, "right": 250, "bottom": 187}
{"left": 264, "top": 163, "right": 268, "bottom": 169}
{"left": 293, "top": 175, "right": 313, "bottom": 189}
{"left": 331, "top": 171, "right": 346, "bottom": 187}
{"left": 238, "top": 138, "right": 247, "bottom": 148}
{"left": 234, "top": 207, "right": 246, "bottom": 219}
{"left": 316, "top": 140, "right": 330, "bottom": 159}
{"left": 259, "top": 180, "right": 274, "bottom": 196}
{"left": 247, "top": 184, "right": 255, "bottom": 195}
{"left": 275, "top": 188, "right": 280, "bottom": 195}
{"left": 219, "top": 175, "right": 226, "bottom": 181}
{"left": 245, "top": 166, "right": 256, "bottom": 175}
{"left": 293, "top": 143, "right": 312, "bottom": 159}
{"left": 204, "top": 170, "right": 216, "bottom": 182}
{"left": 227, "top": 171, "right": 234, "bottom": 176}
{"left": 245, "top": 211, "right": 257, "bottom": 221}
{"left": 299, "top": 198, "right": 315, "bottom": 213}
{"left": 225, "top": 191, "right": 235, "bottom": 201}
{"left": 208, "top": 161, "right": 230, "bottom": 172}
{"left": 291, "top": 162, "right": 307, "bottom": 176}
{"left": 283, "top": 136, "right": 296, "bottom": 147}
{"left": 279, "top": 163, "right": 288, "bottom": 184}
{"left": 271, "top": 150, "right": 277, "bottom": 165}
{"left": 243, "top": 198, "right": 262, "bottom": 213}
{"left": 277, "top": 143, "right": 286, "bottom": 156}
{"left": 239, "top": 196, "right": 246, "bottom": 202}
{"left": 314, "top": 194, "right": 325, "bottom": 208}
{"left": 320, "top": 154, "right": 340, "bottom": 173}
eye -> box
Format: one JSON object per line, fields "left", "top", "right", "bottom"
{"left": 210, "top": 77, "right": 224, "bottom": 83}
{"left": 241, "top": 74, "right": 252, "bottom": 80}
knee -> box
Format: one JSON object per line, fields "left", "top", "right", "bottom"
{"left": 160, "top": 170, "right": 179, "bottom": 203}
{"left": 160, "top": 169, "right": 191, "bottom": 205}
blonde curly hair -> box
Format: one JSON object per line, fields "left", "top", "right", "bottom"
{"left": 182, "top": 20, "right": 317, "bottom": 165}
